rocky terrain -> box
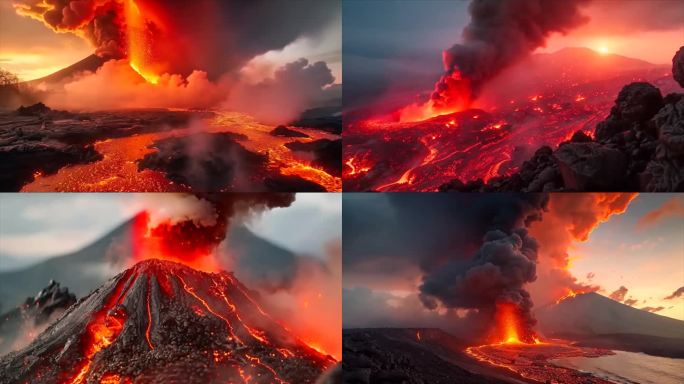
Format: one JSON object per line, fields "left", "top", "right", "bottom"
{"left": 0, "top": 281, "right": 76, "bottom": 356}
{"left": 440, "top": 46, "right": 684, "bottom": 192}
{"left": 285, "top": 139, "right": 343, "bottom": 177}
{"left": 0, "top": 104, "right": 207, "bottom": 191}
{"left": 0, "top": 259, "right": 334, "bottom": 384}
{"left": 343, "top": 328, "right": 517, "bottom": 384}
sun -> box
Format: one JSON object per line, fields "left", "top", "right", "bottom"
{"left": 598, "top": 46, "right": 609, "bottom": 55}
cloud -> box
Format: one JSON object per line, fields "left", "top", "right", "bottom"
{"left": 623, "top": 298, "right": 638, "bottom": 307}
{"left": 636, "top": 197, "right": 684, "bottom": 230}
{"left": 641, "top": 306, "right": 665, "bottom": 313}
{"left": 608, "top": 286, "right": 628, "bottom": 302}
{"left": 664, "top": 286, "right": 684, "bottom": 300}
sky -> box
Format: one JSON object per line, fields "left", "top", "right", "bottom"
{"left": 343, "top": 0, "right": 684, "bottom": 110}
{"left": 0, "top": 193, "right": 341, "bottom": 270}
{"left": 0, "top": 0, "right": 342, "bottom": 82}
{"left": 570, "top": 194, "right": 684, "bottom": 321}
{"left": 342, "top": 193, "right": 684, "bottom": 326}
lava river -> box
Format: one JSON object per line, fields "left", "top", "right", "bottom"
{"left": 22, "top": 111, "right": 341, "bottom": 192}
{"left": 343, "top": 68, "right": 678, "bottom": 192}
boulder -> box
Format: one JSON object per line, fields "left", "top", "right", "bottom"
{"left": 554, "top": 142, "right": 627, "bottom": 190}
{"left": 611, "top": 82, "right": 664, "bottom": 123}
{"left": 673, "top": 46, "right": 684, "bottom": 88}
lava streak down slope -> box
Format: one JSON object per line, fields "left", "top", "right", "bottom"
{"left": 0, "top": 259, "right": 335, "bottom": 384}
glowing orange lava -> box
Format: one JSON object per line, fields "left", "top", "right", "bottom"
{"left": 398, "top": 70, "right": 472, "bottom": 123}
{"left": 66, "top": 271, "right": 135, "bottom": 384}
{"left": 496, "top": 302, "right": 522, "bottom": 344}
{"left": 126, "top": 0, "right": 161, "bottom": 84}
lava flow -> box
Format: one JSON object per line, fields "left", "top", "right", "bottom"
{"left": 21, "top": 111, "right": 341, "bottom": 192}
{"left": 464, "top": 303, "right": 615, "bottom": 384}
{"left": 343, "top": 52, "right": 679, "bottom": 191}
{"left": 0, "top": 259, "right": 336, "bottom": 384}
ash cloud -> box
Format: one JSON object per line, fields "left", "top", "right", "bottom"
{"left": 343, "top": 193, "right": 548, "bottom": 339}
{"left": 13, "top": 0, "right": 339, "bottom": 77}
{"left": 14, "top": 0, "right": 126, "bottom": 58}
{"left": 436, "top": 0, "right": 590, "bottom": 103}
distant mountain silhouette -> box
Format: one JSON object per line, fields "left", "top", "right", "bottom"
{"left": 0, "top": 214, "right": 297, "bottom": 309}
{"left": 25, "top": 54, "right": 107, "bottom": 86}
{"left": 536, "top": 292, "right": 684, "bottom": 357}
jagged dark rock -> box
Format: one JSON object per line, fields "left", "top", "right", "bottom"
{"left": 673, "top": 46, "right": 684, "bottom": 88}
{"left": 641, "top": 97, "right": 684, "bottom": 191}
{"left": 285, "top": 139, "right": 342, "bottom": 177}
{"left": 554, "top": 142, "right": 627, "bottom": 190}
{"left": 0, "top": 281, "right": 77, "bottom": 355}
{"left": 270, "top": 125, "right": 310, "bottom": 138}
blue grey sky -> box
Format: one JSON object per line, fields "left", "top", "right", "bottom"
{"left": 0, "top": 193, "right": 341, "bottom": 270}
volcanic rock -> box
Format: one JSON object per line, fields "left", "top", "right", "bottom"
{"left": 641, "top": 97, "right": 684, "bottom": 191}
{"left": 0, "top": 281, "right": 77, "bottom": 355}
{"left": 609, "top": 82, "right": 664, "bottom": 124}
{"left": 16, "top": 102, "right": 53, "bottom": 117}
{"left": 138, "top": 132, "right": 269, "bottom": 191}
{"left": 0, "top": 107, "right": 210, "bottom": 191}
{"left": 343, "top": 328, "right": 500, "bottom": 384}
{"left": 554, "top": 142, "right": 627, "bottom": 190}
{"left": 673, "top": 46, "right": 684, "bottom": 88}
{"left": 263, "top": 175, "right": 327, "bottom": 192}
{"left": 285, "top": 139, "right": 342, "bottom": 177}
{"left": 270, "top": 125, "right": 310, "bottom": 138}
{"left": 290, "top": 106, "right": 342, "bottom": 135}
{"left": 0, "top": 259, "right": 334, "bottom": 383}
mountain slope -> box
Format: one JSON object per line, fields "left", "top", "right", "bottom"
{"left": 0, "top": 259, "right": 334, "bottom": 384}
{"left": 0, "top": 216, "right": 298, "bottom": 309}
{"left": 25, "top": 54, "right": 107, "bottom": 86}
{"left": 536, "top": 292, "right": 684, "bottom": 339}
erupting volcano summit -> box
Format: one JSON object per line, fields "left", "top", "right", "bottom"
{"left": 0, "top": 259, "right": 335, "bottom": 384}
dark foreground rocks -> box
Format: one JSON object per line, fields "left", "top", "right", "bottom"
{"left": 441, "top": 47, "right": 684, "bottom": 192}
{"left": 271, "top": 125, "right": 310, "bottom": 138}
{"left": 0, "top": 281, "right": 76, "bottom": 355}
{"left": 285, "top": 139, "right": 343, "bottom": 177}
{"left": 139, "top": 132, "right": 329, "bottom": 191}
{"left": 343, "top": 328, "right": 501, "bottom": 384}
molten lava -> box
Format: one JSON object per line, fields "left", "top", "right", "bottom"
{"left": 125, "top": 0, "right": 161, "bottom": 84}
{"left": 5, "top": 260, "right": 335, "bottom": 384}
{"left": 398, "top": 69, "right": 473, "bottom": 123}
{"left": 496, "top": 302, "right": 523, "bottom": 344}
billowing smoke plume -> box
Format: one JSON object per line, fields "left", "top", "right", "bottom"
{"left": 343, "top": 193, "right": 548, "bottom": 341}
{"left": 13, "top": 0, "right": 338, "bottom": 77}
{"left": 14, "top": 0, "right": 126, "bottom": 58}
{"left": 528, "top": 193, "right": 636, "bottom": 305}
{"left": 419, "top": 228, "right": 539, "bottom": 342}
{"left": 129, "top": 193, "right": 295, "bottom": 270}
{"left": 434, "top": 0, "right": 590, "bottom": 107}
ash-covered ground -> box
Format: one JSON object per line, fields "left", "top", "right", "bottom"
{"left": 0, "top": 259, "right": 336, "bottom": 384}
{"left": 0, "top": 104, "right": 341, "bottom": 192}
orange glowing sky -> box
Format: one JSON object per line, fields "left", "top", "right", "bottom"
{"left": 0, "top": 1, "right": 342, "bottom": 82}
{"left": 0, "top": 1, "right": 92, "bottom": 80}
{"left": 565, "top": 194, "right": 684, "bottom": 321}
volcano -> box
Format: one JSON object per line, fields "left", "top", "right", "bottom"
{"left": 0, "top": 259, "right": 335, "bottom": 384}
{"left": 343, "top": 48, "right": 680, "bottom": 191}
